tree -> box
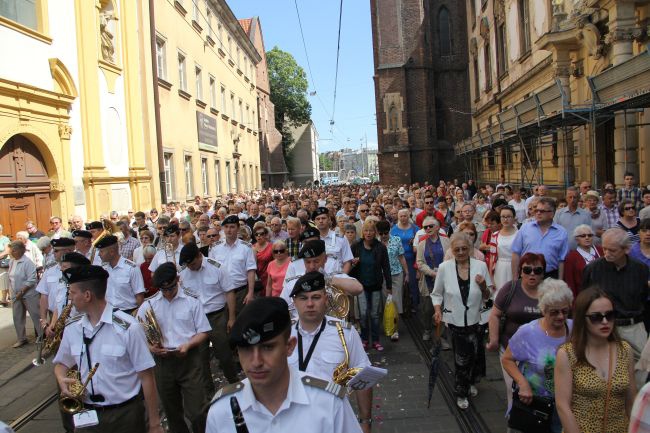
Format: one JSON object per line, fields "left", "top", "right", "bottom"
{"left": 266, "top": 47, "right": 311, "bottom": 168}
{"left": 319, "top": 153, "right": 333, "bottom": 171}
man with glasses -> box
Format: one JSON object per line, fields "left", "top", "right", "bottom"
{"left": 554, "top": 187, "right": 592, "bottom": 250}
{"left": 49, "top": 216, "right": 71, "bottom": 240}
{"left": 73, "top": 229, "right": 102, "bottom": 266}
{"left": 314, "top": 207, "right": 353, "bottom": 274}
{"left": 269, "top": 217, "right": 288, "bottom": 242}
{"left": 134, "top": 211, "right": 155, "bottom": 238}
{"left": 200, "top": 227, "right": 220, "bottom": 257}
{"left": 245, "top": 204, "right": 265, "bottom": 233}
{"left": 511, "top": 197, "right": 568, "bottom": 279}
{"left": 582, "top": 228, "right": 649, "bottom": 383}
{"left": 25, "top": 221, "right": 45, "bottom": 242}
{"left": 415, "top": 194, "right": 444, "bottom": 229}
{"left": 354, "top": 204, "right": 371, "bottom": 239}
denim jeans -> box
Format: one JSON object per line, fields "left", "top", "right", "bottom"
{"left": 358, "top": 289, "right": 382, "bottom": 343}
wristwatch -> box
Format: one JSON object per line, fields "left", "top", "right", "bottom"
{"left": 358, "top": 418, "right": 372, "bottom": 425}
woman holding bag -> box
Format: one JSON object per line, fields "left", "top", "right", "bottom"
{"left": 501, "top": 279, "right": 573, "bottom": 433}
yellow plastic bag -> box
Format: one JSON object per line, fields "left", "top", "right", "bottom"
{"left": 383, "top": 294, "right": 398, "bottom": 336}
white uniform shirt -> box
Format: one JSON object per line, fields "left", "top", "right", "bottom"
{"left": 36, "top": 263, "right": 61, "bottom": 298}
{"left": 320, "top": 230, "right": 353, "bottom": 273}
{"left": 289, "top": 316, "right": 370, "bottom": 380}
{"left": 208, "top": 239, "right": 256, "bottom": 288}
{"left": 283, "top": 257, "right": 340, "bottom": 282}
{"left": 52, "top": 304, "right": 155, "bottom": 406}
{"left": 104, "top": 257, "right": 145, "bottom": 310}
{"left": 280, "top": 272, "right": 355, "bottom": 319}
{"left": 148, "top": 243, "right": 183, "bottom": 273}
{"left": 206, "top": 366, "right": 361, "bottom": 433}
{"left": 136, "top": 289, "right": 211, "bottom": 349}
{"left": 179, "top": 257, "right": 234, "bottom": 313}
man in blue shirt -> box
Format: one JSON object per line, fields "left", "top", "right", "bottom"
{"left": 511, "top": 197, "right": 569, "bottom": 279}
{"left": 553, "top": 187, "right": 592, "bottom": 250}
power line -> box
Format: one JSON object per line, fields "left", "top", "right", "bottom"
{"left": 331, "top": 0, "right": 344, "bottom": 126}
{"left": 293, "top": 0, "right": 317, "bottom": 94}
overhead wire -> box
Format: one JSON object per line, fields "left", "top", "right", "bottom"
{"left": 330, "top": 0, "right": 344, "bottom": 127}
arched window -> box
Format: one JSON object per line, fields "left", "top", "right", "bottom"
{"left": 439, "top": 7, "right": 452, "bottom": 56}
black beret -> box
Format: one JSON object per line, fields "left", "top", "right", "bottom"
{"left": 222, "top": 215, "right": 239, "bottom": 226}
{"left": 72, "top": 230, "right": 92, "bottom": 239}
{"left": 94, "top": 235, "right": 118, "bottom": 249}
{"left": 299, "top": 239, "right": 325, "bottom": 258}
{"left": 229, "top": 297, "right": 291, "bottom": 348}
{"left": 179, "top": 243, "right": 200, "bottom": 266}
{"left": 313, "top": 207, "right": 329, "bottom": 217}
{"left": 63, "top": 265, "right": 109, "bottom": 285}
{"left": 152, "top": 262, "right": 178, "bottom": 289}
{"left": 290, "top": 271, "right": 326, "bottom": 297}
{"left": 300, "top": 226, "right": 320, "bottom": 241}
{"left": 86, "top": 221, "right": 103, "bottom": 230}
{"left": 164, "top": 224, "right": 180, "bottom": 236}
{"left": 51, "top": 237, "right": 76, "bottom": 248}
{"left": 60, "top": 252, "right": 91, "bottom": 265}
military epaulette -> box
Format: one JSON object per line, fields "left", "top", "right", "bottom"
{"left": 240, "top": 240, "right": 252, "bottom": 247}
{"left": 301, "top": 375, "right": 346, "bottom": 398}
{"left": 327, "top": 319, "right": 351, "bottom": 330}
{"left": 336, "top": 233, "right": 344, "bottom": 238}
{"left": 183, "top": 287, "right": 199, "bottom": 299}
{"left": 214, "top": 240, "right": 225, "bottom": 246}
{"left": 206, "top": 258, "right": 221, "bottom": 268}
{"left": 209, "top": 381, "right": 245, "bottom": 406}
{"left": 124, "top": 259, "right": 137, "bottom": 267}
{"left": 284, "top": 274, "right": 303, "bottom": 283}
{"left": 43, "top": 261, "right": 57, "bottom": 271}
{"left": 112, "top": 312, "right": 131, "bottom": 330}
{"left": 65, "top": 314, "right": 83, "bottom": 326}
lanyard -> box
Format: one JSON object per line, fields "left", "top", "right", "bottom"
{"left": 80, "top": 322, "right": 104, "bottom": 399}
{"left": 297, "top": 319, "right": 326, "bottom": 371}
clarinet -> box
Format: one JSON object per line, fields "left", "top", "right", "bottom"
{"left": 230, "top": 397, "right": 250, "bottom": 433}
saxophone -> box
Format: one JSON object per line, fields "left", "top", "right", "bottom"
{"left": 59, "top": 363, "right": 100, "bottom": 414}
{"left": 138, "top": 307, "right": 164, "bottom": 347}
{"left": 34, "top": 302, "right": 74, "bottom": 366}
{"left": 332, "top": 322, "right": 362, "bottom": 387}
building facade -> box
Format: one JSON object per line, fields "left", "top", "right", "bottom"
{"left": 457, "top": 0, "right": 650, "bottom": 189}
{"left": 152, "top": 0, "right": 261, "bottom": 201}
{"left": 239, "top": 17, "right": 288, "bottom": 189}
{"left": 289, "top": 121, "right": 319, "bottom": 186}
{"left": 340, "top": 148, "right": 379, "bottom": 178}
{"left": 370, "top": 0, "right": 471, "bottom": 185}
{"left": 0, "top": 0, "right": 157, "bottom": 235}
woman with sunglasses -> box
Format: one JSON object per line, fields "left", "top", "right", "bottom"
{"left": 432, "top": 232, "right": 493, "bottom": 410}
{"left": 265, "top": 240, "right": 290, "bottom": 297}
{"left": 502, "top": 278, "right": 573, "bottom": 433}
{"left": 252, "top": 222, "right": 273, "bottom": 296}
{"left": 555, "top": 288, "right": 635, "bottom": 433}
{"left": 563, "top": 225, "right": 603, "bottom": 298}
{"left": 617, "top": 198, "right": 641, "bottom": 244}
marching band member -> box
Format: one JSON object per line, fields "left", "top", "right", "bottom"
{"left": 37, "top": 237, "right": 75, "bottom": 330}
{"left": 149, "top": 225, "right": 183, "bottom": 273}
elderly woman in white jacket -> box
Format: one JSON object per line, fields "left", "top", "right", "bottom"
{"left": 8, "top": 241, "right": 40, "bottom": 348}
{"left": 432, "top": 232, "right": 493, "bottom": 410}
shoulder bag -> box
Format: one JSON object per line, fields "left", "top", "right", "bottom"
{"left": 508, "top": 389, "right": 554, "bottom": 433}
{"left": 498, "top": 279, "right": 518, "bottom": 336}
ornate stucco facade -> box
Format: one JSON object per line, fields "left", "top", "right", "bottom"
{"left": 457, "top": 0, "right": 650, "bottom": 189}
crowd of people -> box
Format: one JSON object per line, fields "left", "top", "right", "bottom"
{"left": 3, "top": 174, "right": 650, "bottom": 432}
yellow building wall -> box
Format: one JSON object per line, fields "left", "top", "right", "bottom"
{"left": 154, "top": 0, "right": 260, "bottom": 202}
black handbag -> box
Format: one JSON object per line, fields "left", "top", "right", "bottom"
{"left": 507, "top": 390, "right": 554, "bottom": 433}
{"left": 498, "top": 280, "right": 517, "bottom": 336}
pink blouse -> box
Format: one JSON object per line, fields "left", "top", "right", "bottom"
{"left": 267, "top": 259, "right": 290, "bottom": 297}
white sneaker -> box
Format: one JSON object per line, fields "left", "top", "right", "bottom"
{"left": 390, "top": 332, "right": 399, "bottom": 341}
{"left": 469, "top": 385, "right": 478, "bottom": 397}
{"left": 456, "top": 397, "right": 469, "bottom": 410}
{"left": 422, "top": 330, "right": 431, "bottom": 341}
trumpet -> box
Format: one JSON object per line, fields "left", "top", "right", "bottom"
{"left": 138, "top": 307, "right": 164, "bottom": 347}
{"left": 332, "top": 322, "right": 362, "bottom": 387}
{"left": 60, "top": 363, "right": 100, "bottom": 414}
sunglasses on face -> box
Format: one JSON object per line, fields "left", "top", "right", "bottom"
{"left": 548, "top": 308, "right": 570, "bottom": 317}
{"left": 273, "top": 249, "right": 286, "bottom": 254}
{"left": 378, "top": 231, "right": 389, "bottom": 236}
{"left": 359, "top": 209, "right": 369, "bottom": 213}
{"left": 585, "top": 310, "right": 616, "bottom": 324}
{"left": 576, "top": 234, "right": 593, "bottom": 238}
{"left": 425, "top": 201, "right": 434, "bottom": 204}
{"left": 255, "top": 232, "right": 266, "bottom": 237}
{"left": 625, "top": 207, "right": 635, "bottom": 211}
{"left": 207, "top": 234, "right": 218, "bottom": 238}
{"left": 522, "top": 266, "right": 544, "bottom": 275}
{"left": 423, "top": 225, "right": 435, "bottom": 230}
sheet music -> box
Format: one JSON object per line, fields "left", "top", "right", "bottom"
{"left": 347, "top": 365, "right": 388, "bottom": 391}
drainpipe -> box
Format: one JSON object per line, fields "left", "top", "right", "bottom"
{"left": 149, "top": 0, "right": 166, "bottom": 204}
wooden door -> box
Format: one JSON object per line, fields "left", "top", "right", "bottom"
{"left": 0, "top": 135, "right": 52, "bottom": 238}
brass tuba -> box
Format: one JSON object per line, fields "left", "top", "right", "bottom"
{"left": 138, "top": 307, "right": 164, "bottom": 347}
{"left": 332, "top": 322, "right": 362, "bottom": 387}
{"left": 89, "top": 219, "right": 116, "bottom": 263}
{"left": 59, "top": 363, "right": 100, "bottom": 414}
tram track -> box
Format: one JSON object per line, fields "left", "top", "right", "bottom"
{"left": 9, "top": 391, "right": 58, "bottom": 432}
{"left": 403, "top": 316, "right": 493, "bottom": 433}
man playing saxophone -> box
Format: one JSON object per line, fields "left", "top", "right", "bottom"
{"left": 289, "top": 271, "right": 374, "bottom": 433}
{"left": 53, "top": 265, "right": 163, "bottom": 433}
{"left": 36, "top": 237, "right": 76, "bottom": 333}
{"left": 136, "top": 262, "right": 211, "bottom": 433}
{"left": 97, "top": 235, "right": 145, "bottom": 315}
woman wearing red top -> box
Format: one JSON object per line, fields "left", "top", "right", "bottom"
{"left": 265, "top": 240, "right": 290, "bottom": 297}
{"left": 252, "top": 222, "right": 273, "bottom": 295}
{"left": 139, "top": 245, "right": 158, "bottom": 298}
{"left": 563, "top": 224, "right": 603, "bottom": 297}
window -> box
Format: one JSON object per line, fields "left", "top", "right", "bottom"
{"left": 221, "top": 85, "right": 226, "bottom": 113}
{"left": 214, "top": 160, "right": 221, "bottom": 193}
{"left": 236, "top": 47, "right": 241, "bottom": 68}
{"left": 519, "top": 0, "right": 531, "bottom": 55}
{"left": 195, "top": 65, "right": 203, "bottom": 100}
{"left": 178, "top": 52, "right": 187, "bottom": 91}
{"left": 225, "top": 161, "right": 232, "bottom": 192}
{"left": 184, "top": 155, "right": 194, "bottom": 197}
{"left": 201, "top": 158, "right": 209, "bottom": 196}
{"left": 487, "top": 149, "right": 496, "bottom": 168}
{"left": 206, "top": 8, "right": 212, "bottom": 38}
{"left": 469, "top": 0, "right": 476, "bottom": 28}
{"left": 230, "top": 93, "right": 235, "bottom": 118}
{"left": 245, "top": 105, "right": 250, "bottom": 127}
{"left": 438, "top": 7, "right": 452, "bottom": 56}
{"left": 0, "top": 0, "right": 38, "bottom": 30}
{"left": 484, "top": 41, "right": 492, "bottom": 91}
{"left": 227, "top": 35, "right": 232, "bottom": 57}
{"left": 238, "top": 99, "right": 243, "bottom": 123}
{"left": 209, "top": 76, "right": 216, "bottom": 108}
{"left": 217, "top": 22, "right": 223, "bottom": 48}
{"left": 192, "top": 0, "right": 199, "bottom": 22}
{"left": 155, "top": 36, "right": 167, "bottom": 80}
{"left": 473, "top": 57, "right": 480, "bottom": 98}
{"left": 163, "top": 153, "right": 175, "bottom": 200}
{"left": 496, "top": 22, "right": 508, "bottom": 76}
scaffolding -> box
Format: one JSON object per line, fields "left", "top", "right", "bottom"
{"left": 455, "top": 49, "right": 650, "bottom": 190}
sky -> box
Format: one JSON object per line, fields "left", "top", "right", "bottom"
{"left": 229, "top": 0, "right": 378, "bottom": 153}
